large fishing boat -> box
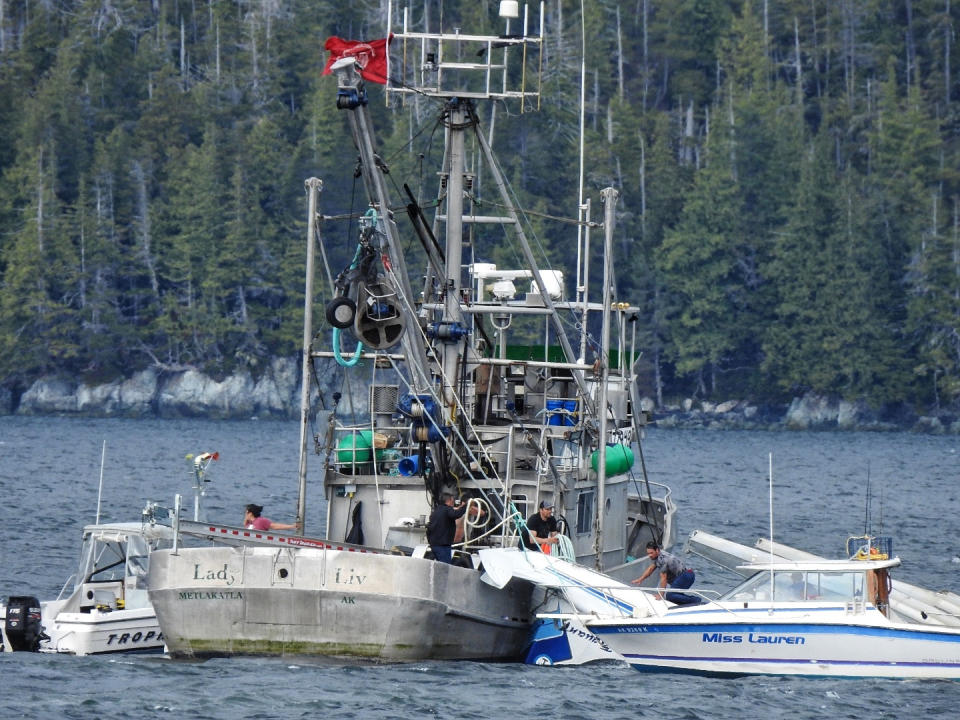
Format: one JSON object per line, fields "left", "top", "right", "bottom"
{"left": 147, "top": 1, "right": 674, "bottom": 662}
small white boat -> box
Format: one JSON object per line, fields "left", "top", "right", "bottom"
{"left": 2, "top": 519, "right": 174, "bottom": 655}
{"left": 585, "top": 556, "right": 960, "bottom": 679}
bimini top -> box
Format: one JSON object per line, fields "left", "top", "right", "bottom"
{"left": 736, "top": 557, "right": 901, "bottom": 573}
{"left": 81, "top": 521, "right": 176, "bottom": 544}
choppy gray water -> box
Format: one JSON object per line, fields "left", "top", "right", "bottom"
{"left": 2, "top": 416, "right": 959, "bottom": 718}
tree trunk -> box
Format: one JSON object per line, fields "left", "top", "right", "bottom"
{"left": 946, "top": 0, "right": 952, "bottom": 105}
{"left": 638, "top": 133, "right": 646, "bottom": 241}
{"left": 36, "top": 147, "right": 44, "bottom": 254}
{"left": 794, "top": 16, "right": 802, "bottom": 102}
{"left": 905, "top": 0, "right": 915, "bottom": 93}
{"left": 642, "top": 0, "right": 649, "bottom": 110}
{"left": 180, "top": 15, "right": 187, "bottom": 89}
{"left": 606, "top": 101, "right": 613, "bottom": 144}
{"left": 132, "top": 160, "right": 160, "bottom": 303}
{"left": 842, "top": 0, "right": 856, "bottom": 108}
{"left": 810, "top": 0, "right": 822, "bottom": 97}
{"left": 616, "top": 5, "right": 624, "bottom": 100}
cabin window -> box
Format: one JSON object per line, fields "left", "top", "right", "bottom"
{"left": 725, "top": 570, "right": 866, "bottom": 602}
{"left": 576, "top": 491, "right": 594, "bottom": 534}
{"left": 773, "top": 571, "right": 808, "bottom": 600}
{"left": 805, "top": 571, "right": 865, "bottom": 600}
{"left": 82, "top": 539, "right": 127, "bottom": 583}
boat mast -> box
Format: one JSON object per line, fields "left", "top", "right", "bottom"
{"left": 296, "top": 177, "right": 322, "bottom": 534}
{"left": 576, "top": 0, "right": 591, "bottom": 365}
{"left": 440, "top": 102, "right": 469, "bottom": 409}
{"left": 594, "top": 187, "right": 619, "bottom": 569}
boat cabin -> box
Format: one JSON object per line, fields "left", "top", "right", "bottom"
{"left": 721, "top": 558, "right": 899, "bottom": 616}
{"left": 65, "top": 523, "right": 175, "bottom": 613}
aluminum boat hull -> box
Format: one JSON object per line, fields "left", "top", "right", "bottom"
{"left": 149, "top": 545, "right": 532, "bottom": 661}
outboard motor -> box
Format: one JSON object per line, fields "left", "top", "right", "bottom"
{"left": 4, "top": 596, "right": 45, "bottom": 651}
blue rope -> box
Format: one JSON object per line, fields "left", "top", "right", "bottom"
{"left": 333, "top": 327, "right": 363, "bottom": 367}
{"left": 331, "top": 231, "right": 373, "bottom": 368}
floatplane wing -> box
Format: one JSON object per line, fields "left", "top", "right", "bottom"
{"left": 478, "top": 548, "right": 659, "bottom": 618}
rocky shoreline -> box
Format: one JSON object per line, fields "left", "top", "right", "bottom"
{"left": 2, "top": 360, "right": 959, "bottom": 433}
{"left": 651, "top": 395, "right": 960, "bottom": 434}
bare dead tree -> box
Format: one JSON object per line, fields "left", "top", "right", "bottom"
{"left": 131, "top": 160, "right": 160, "bottom": 304}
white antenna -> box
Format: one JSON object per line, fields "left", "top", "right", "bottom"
{"left": 768, "top": 452, "right": 774, "bottom": 610}
{"left": 95, "top": 440, "right": 106, "bottom": 524}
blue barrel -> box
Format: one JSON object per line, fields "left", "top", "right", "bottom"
{"left": 547, "top": 399, "right": 576, "bottom": 426}
{"left": 397, "top": 454, "right": 421, "bottom": 476}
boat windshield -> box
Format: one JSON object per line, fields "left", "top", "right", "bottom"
{"left": 721, "top": 569, "right": 866, "bottom": 602}
{"left": 77, "top": 536, "right": 127, "bottom": 587}
{"left": 74, "top": 530, "right": 174, "bottom": 591}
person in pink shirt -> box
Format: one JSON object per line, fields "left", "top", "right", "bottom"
{"left": 244, "top": 503, "right": 296, "bottom": 531}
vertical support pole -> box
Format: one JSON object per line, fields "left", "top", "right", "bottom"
{"left": 173, "top": 494, "right": 182, "bottom": 555}
{"left": 594, "top": 186, "right": 619, "bottom": 570}
{"left": 441, "top": 101, "right": 467, "bottom": 411}
{"left": 297, "top": 178, "right": 323, "bottom": 535}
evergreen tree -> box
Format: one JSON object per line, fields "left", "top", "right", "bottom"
{"left": 656, "top": 118, "right": 745, "bottom": 397}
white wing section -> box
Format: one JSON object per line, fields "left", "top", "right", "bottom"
{"left": 478, "top": 548, "right": 661, "bottom": 618}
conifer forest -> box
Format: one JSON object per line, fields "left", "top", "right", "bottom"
{"left": 2, "top": 1, "right": 960, "bottom": 412}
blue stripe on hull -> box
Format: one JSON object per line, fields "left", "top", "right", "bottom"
{"left": 597, "top": 618, "right": 960, "bottom": 678}
{"left": 623, "top": 655, "right": 960, "bottom": 679}
{"left": 594, "top": 621, "right": 960, "bottom": 644}
{"left": 623, "top": 652, "right": 960, "bottom": 669}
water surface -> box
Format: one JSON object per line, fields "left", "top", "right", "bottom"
{"left": 2, "top": 417, "right": 958, "bottom": 718}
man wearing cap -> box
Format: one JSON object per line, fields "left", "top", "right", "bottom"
{"left": 427, "top": 493, "right": 467, "bottom": 563}
{"left": 523, "top": 500, "right": 559, "bottom": 552}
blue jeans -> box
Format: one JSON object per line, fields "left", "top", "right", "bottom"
{"left": 432, "top": 545, "right": 452, "bottom": 564}
{"left": 665, "top": 569, "right": 700, "bottom": 605}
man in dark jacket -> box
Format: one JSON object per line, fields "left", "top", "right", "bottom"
{"left": 427, "top": 493, "right": 467, "bottom": 563}
{"left": 523, "top": 500, "right": 559, "bottom": 551}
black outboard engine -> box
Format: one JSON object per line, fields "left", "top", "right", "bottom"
{"left": 4, "top": 596, "right": 45, "bottom": 651}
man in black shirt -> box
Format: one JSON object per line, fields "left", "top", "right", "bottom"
{"left": 427, "top": 493, "right": 467, "bottom": 563}
{"left": 523, "top": 500, "right": 559, "bottom": 552}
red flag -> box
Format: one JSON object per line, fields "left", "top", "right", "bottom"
{"left": 322, "top": 35, "right": 393, "bottom": 85}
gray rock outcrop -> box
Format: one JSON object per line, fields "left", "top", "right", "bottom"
{"left": 13, "top": 358, "right": 311, "bottom": 419}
